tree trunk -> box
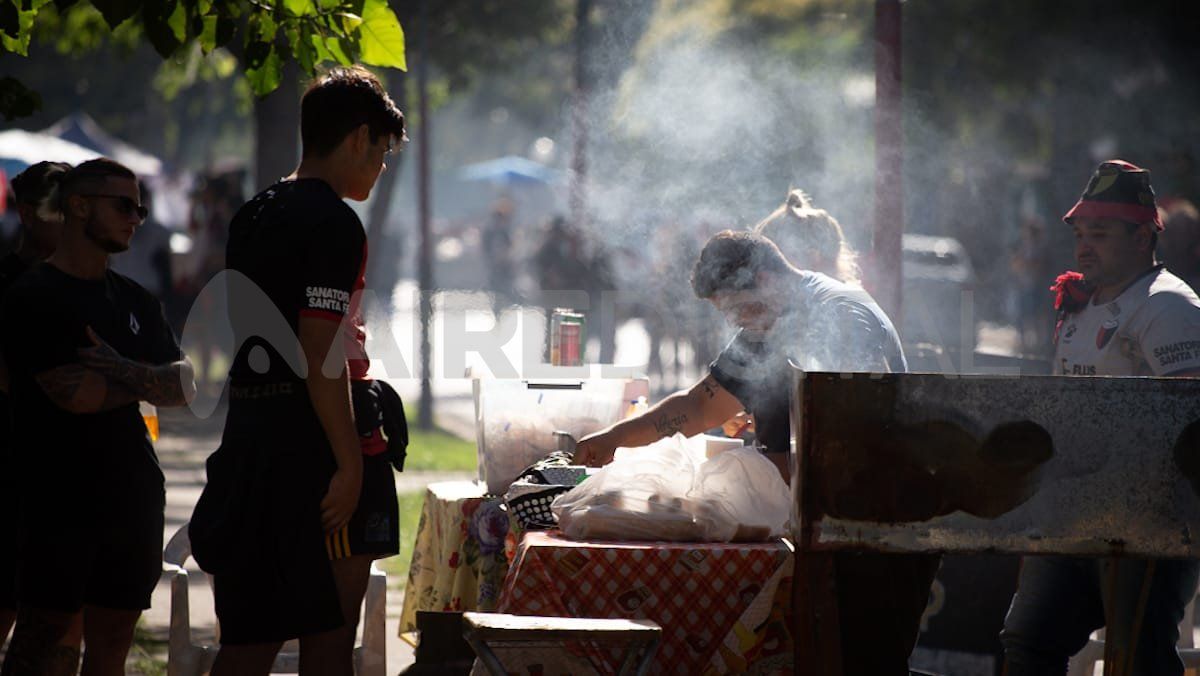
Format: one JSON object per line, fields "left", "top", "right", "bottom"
{"left": 253, "top": 59, "right": 302, "bottom": 192}
{"left": 365, "top": 70, "right": 410, "bottom": 307}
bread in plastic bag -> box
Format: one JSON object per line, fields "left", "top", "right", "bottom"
{"left": 551, "top": 434, "right": 790, "bottom": 542}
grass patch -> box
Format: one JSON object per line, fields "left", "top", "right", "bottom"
{"left": 126, "top": 620, "right": 167, "bottom": 676}
{"left": 381, "top": 490, "right": 428, "bottom": 591}
{"left": 404, "top": 416, "right": 477, "bottom": 473}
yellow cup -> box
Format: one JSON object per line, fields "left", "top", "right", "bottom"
{"left": 140, "top": 401, "right": 159, "bottom": 442}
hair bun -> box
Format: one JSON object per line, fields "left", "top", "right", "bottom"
{"left": 786, "top": 189, "right": 813, "bottom": 210}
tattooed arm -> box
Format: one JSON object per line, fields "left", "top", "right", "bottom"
{"left": 75, "top": 326, "right": 196, "bottom": 407}
{"left": 574, "top": 374, "right": 743, "bottom": 466}
{"left": 34, "top": 363, "right": 139, "bottom": 414}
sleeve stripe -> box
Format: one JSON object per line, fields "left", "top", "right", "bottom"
{"left": 299, "top": 309, "right": 345, "bottom": 323}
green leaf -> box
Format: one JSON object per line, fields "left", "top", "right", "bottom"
{"left": 324, "top": 35, "right": 352, "bottom": 65}
{"left": 198, "top": 14, "right": 216, "bottom": 53}
{"left": 244, "top": 38, "right": 271, "bottom": 69}
{"left": 90, "top": 0, "right": 140, "bottom": 29}
{"left": 283, "top": 0, "right": 315, "bottom": 16}
{"left": 339, "top": 11, "right": 361, "bottom": 33}
{"left": 245, "top": 43, "right": 282, "bottom": 96}
{"left": 357, "top": 0, "right": 405, "bottom": 70}
{"left": 0, "top": 3, "right": 35, "bottom": 55}
{"left": 317, "top": 0, "right": 339, "bottom": 9}
{"left": 0, "top": 2, "right": 20, "bottom": 39}
{"left": 0, "top": 75, "right": 41, "bottom": 120}
{"left": 295, "top": 23, "right": 315, "bottom": 72}
{"left": 143, "top": 0, "right": 185, "bottom": 57}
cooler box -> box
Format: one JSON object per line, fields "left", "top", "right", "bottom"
{"left": 472, "top": 373, "right": 648, "bottom": 495}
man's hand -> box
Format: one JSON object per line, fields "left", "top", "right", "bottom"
{"left": 574, "top": 435, "right": 618, "bottom": 467}
{"left": 77, "top": 325, "right": 196, "bottom": 407}
{"left": 721, "top": 411, "right": 755, "bottom": 438}
{"left": 77, "top": 325, "right": 128, "bottom": 374}
{"left": 320, "top": 466, "right": 362, "bottom": 533}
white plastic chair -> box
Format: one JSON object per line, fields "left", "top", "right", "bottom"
{"left": 1067, "top": 584, "right": 1200, "bottom": 676}
{"left": 162, "top": 522, "right": 387, "bottom": 676}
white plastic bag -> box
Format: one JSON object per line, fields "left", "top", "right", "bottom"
{"left": 552, "top": 434, "right": 790, "bottom": 542}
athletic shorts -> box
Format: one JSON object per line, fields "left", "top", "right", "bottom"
{"left": 193, "top": 385, "right": 344, "bottom": 645}
{"left": 17, "top": 470, "right": 164, "bottom": 612}
{"left": 325, "top": 450, "right": 399, "bottom": 560}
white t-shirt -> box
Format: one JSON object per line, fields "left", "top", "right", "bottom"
{"left": 1055, "top": 266, "right": 1200, "bottom": 377}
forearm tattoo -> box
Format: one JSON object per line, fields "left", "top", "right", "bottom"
{"left": 2, "top": 611, "right": 82, "bottom": 676}
{"left": 96, "top": 360, "right": 189, "bottom": 407}
{"left": 653, "top": 412, "right": 688, "bottom": 437}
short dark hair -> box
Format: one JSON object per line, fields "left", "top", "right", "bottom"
{"left": 11, "top": 161, "right": 71, "bottom": 205}
{"left": 60, "top": 158, "right": 138, "bottom": 208}
{"left": 691, "top": 230, "right": 792, "bottom": 299}
{"left": 301, "top": 65, "right": 407, "bottom": 158}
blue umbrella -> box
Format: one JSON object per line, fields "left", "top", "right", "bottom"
{"left": 457, "top": 156, "right": 564, "bottom": 186}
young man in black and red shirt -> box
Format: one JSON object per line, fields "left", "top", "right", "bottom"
{"left": 189, "top": 65, "right": 405, "bottom": 676}
{"left": 0, "top": 158, "right": 195, "bottom": 676}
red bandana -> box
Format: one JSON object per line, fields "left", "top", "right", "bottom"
{"left": 1050, "top": 271, "right": 1093, "bottom": 344}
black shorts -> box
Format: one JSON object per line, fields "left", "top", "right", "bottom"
{"left": 193, "top": 388, "right": 344, "bottom": 645}
{"left": 18, "top": 475, "right": 164, "bottom": 612}
{"left": 325, "top": 451, "right": 399, "bottom": 560}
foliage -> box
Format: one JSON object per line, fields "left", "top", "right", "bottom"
{"left": 404, "top": 417, "right": 477, "bottom": 472}
{"left": 0, "top": 0, "right": 407, "bottom": 117}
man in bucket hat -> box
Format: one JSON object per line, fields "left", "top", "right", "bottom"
{"left": 1001, "top": 160, "right": 1200, "bottom": 675}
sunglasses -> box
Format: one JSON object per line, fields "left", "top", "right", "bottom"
{"left": 83, "top": 194, "right": 148, "bottom": 221}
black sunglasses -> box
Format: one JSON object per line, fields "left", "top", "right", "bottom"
{"left": 82, "top": 193, "right": 148, "bottom": 221}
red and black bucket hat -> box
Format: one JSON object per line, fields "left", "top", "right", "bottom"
{"left": 1063, "top": 159, "right": 1163, "bottom": 231}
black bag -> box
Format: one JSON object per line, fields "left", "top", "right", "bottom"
{"left": 351, "top": 378, "right": 409, "bottom": 472}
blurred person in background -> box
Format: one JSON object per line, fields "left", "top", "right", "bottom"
{"left": 753, "top": 189, "right": 861, "bottom": 285}
{"left": 1010, "top": 215, "right": 1053, "bottom": 352}
{"left": 1159, "top": 198, "right": 1200, "bottom": 292}
{"left": 727, "top": 189, "right": 863, "bottom": 436}
{"left": 1001, "top": 160, "right": 1200, "bottom": 676}
{"left": 481, "top": 196, "right": 517, "bottom": 312}
{"left": 182, "top": 171, "right": 241, "bottom": 393}
{"left": 0, "top": 160, "right": 71, "bottom": 652}
{"left": 0, "top": 158, "right": 194, "bottom": 676}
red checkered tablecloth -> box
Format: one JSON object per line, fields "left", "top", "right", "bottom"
{"left": 497, "top": 531, "right": 794, "bottom": 674}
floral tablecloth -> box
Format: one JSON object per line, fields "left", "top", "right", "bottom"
{"left": 398, "top": 480, "right": 520, "bottom": 634}
{"left": 495, "top": 531, "right": 794, "bottom": 675}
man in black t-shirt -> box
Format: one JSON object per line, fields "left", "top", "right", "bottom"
{"left": 0, "top": 160, "right": 71, "bottom": 651}
{"left": 575, "top": 231, "right": 936, "bottom": 675}
{"left": 0, "top": 158, "right": 195, "bottom": 676}
{"left": 189, "top": 65, "right": 406, "bottom": 676}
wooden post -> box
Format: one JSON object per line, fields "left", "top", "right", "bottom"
{"left": 873, "top": 0, "right": 903, "bottom": 322}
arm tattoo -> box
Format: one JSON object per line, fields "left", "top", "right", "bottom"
{"left": 36, "top": 365, "right": 87, "bottom": 408}
{"left": 653, "top": 412, "right": 688, "bottom": 437}
{"left": 89, "top": 359, "right": 189, "bottom": 407}
{"left": 37, "top": 365, "right": 138, "bottom": 412}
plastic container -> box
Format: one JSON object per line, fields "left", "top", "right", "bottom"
{"left": 473, "top": 376, "right": 648, "bottom": 494}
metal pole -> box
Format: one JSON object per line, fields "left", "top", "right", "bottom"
{"left": 416, "top": 0, "right": 434, "bottom": 430}
{"left": 874, "top": 0, "right": 903, "bottom": 322}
